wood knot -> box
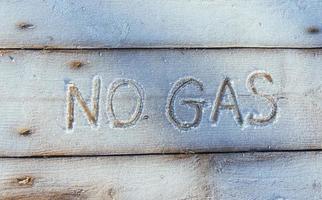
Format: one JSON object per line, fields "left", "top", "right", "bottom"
{"left": 16, "top": 176, "right": 34, "bottom": 186}
{"left": 69, "top": 60, "right": 84, "bottom": 69}
{"left": 307, "top": 26, "right": 320, "bottom": 34}
{"left": 108, "top": 188, "right": 117, "bottom": 200}
{"left": 16, "top": 22, "right": 36, "bottom": 30}
{"left": 17, "top": 128, "right": 32, "bottom": 136}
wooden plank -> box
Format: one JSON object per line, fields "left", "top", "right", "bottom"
{"left": 215, "top": 152, "right": 322, "bottom": 200}
{"left": 0, "top": 0, "right": 322, "bottom": 48}
{"left": 1, "top": 49, "right": 322, "bottom": 156}
{"left": 1, "top": 152, "right": 322, "bottom": 199}
{"left": 0, "top": 155, "right": 211, "bottom": 199}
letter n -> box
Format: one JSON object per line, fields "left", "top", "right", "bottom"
{"left": 66, "top": 76, "right": 101, "bottom": 130}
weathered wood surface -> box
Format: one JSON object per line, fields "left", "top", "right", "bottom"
{"left": 0, "top": 154, "right": 210, "bottom": 200}
{"left": 1, "top": 152, "right": 322, "bottom": 199}
{"left": 0, "top": 0, "right": 322, "bottom": 48}
{"left": 1, "top": 49, "right": 322, "bottom": 156}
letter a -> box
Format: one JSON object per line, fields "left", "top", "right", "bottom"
{"left": 210, "top": 78, "right": 243, "bottom": 126}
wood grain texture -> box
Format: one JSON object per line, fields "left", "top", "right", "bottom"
{"left": 0, "top": 0, "right": 322, "bottom": 48}
{"left": 1, "top": 152, "right": 322, "bottom": 199}
{"left": 0, "top": 49, "right": 322, "bottom": 156}
{"left": 0, "top": 155, "right": 211, "bottom": 200}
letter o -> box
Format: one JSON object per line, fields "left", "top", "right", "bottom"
{"left": 107, "top": 79, "right": 144, "bottom": 128}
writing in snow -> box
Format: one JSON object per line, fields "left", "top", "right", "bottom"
{"left": 66, "top": 70, "right": 277, "bottom": 131}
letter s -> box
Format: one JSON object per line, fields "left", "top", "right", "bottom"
{"left": 246, "top": 71, "right": 277, "bottom": 126}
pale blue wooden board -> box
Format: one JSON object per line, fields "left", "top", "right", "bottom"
{"left": 0, "top": 49, "right": 321, "bottom": 156}
{"left": 1, "top": 152, "right": 322, "bottom": 199}
{"left": 0, "top": 0, "right": 321, "bottom": 48}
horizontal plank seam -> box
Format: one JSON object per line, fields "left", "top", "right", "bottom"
{"left": 2, "top": 149, "right": 322, "bottom": 159}
{"left": 1, "top": 47, "right": 322, "bottom": 51}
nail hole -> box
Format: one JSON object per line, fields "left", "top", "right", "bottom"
{"left": 16, "top": 22, "right": 35, "bottom": 30}
{"left": 142, "top": 115, "right": 149, "bottom": 120}
{"left": 307, "top": 26, "right": 320, "bottom": 34}
{"left": 69, "top": 60, "right": 84, "bottom": 69}
{"left": 9, "top": 55, "right": 15, "bottom": 62}
{"left": 18, "top": 128, "right": 32, "bottom": 136}
{"left": 16, "top": 176, "right": 34, "bottom": 186}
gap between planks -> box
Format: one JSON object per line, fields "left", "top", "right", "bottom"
{"left": 2, "top": 149, "right": 322, "bottom": 159}
{"left": 1, "top": 46, "right": 322, "bottom": 51}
